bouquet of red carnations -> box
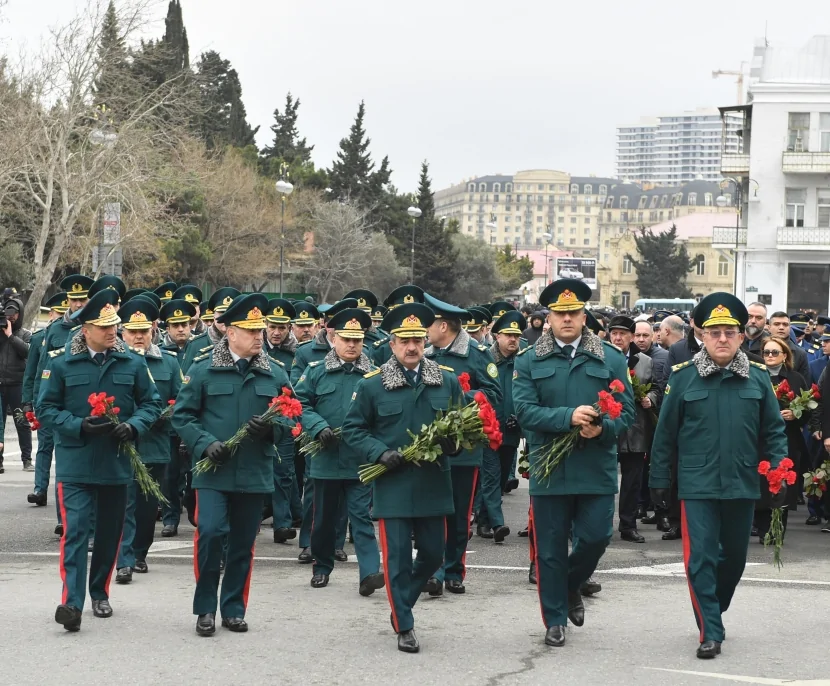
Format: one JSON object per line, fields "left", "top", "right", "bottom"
{"left": 773, "top": 380, "right": 819, "bottom": 419}
{"left": 14, "top": 409, "right": 40, "bottom": 431}
{"left": 804, "top": 460, "right": 830, "bottom": 498}
{"left": 758, "top": 457, "right": 798, "bottom": 569}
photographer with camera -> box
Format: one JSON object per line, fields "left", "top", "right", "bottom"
{"left": 0, "top": 293, "right": 32, "bottom": 473}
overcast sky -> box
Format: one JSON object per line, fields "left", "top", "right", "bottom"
{"left": 2, "top": 0, "right": 825, "bottom": 192}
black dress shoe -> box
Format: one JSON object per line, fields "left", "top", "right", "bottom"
{"left": 92, "top": 599, "right": 113, "bottom": 618}
{"left": 397, "top": 629, "right": 420, "bottom": 653}
{"left": 273, "top": 527, "right": 296, "bottom": 544}
{"left": 359, "top": 572, "right": 385, "bottom": 597}
{"left": 161, "top": 525, "right": 177, "bottom": 538}
{"left": 298, "top": 547, "right": 313, "bottom": 564}
{"left": 641, "top": 513, "right": 658, "bottom": 525}
{"left": 134, "top": 560, "right": 148, "bottom": 573}
{"left": 529, "top": 561, "right": 537, "bottom": 585}
{"left": 196, "top": 613, "right": 216, "bottom": 636}
{"left": 620, "top": 529, "right": 645, "bottom": 543}
{"left": 635, "top": 505, "right": 646, "bottom": 519}
{"left": 567, "top": 590, "right": 584, "bottom": 626}
{"left": 55, "top": 604, "right": 82, "bottom": 632}
{"left": 657, "top": 516, "right": 671, "bottom": 532}
{"left": 422, "top": 577, "right": 443, "bottom": 596}
{"left": 221, "top": 617, "right": 248, "bottom": 632}
{"left": 115, "top": 567, "right": 132, "bottom": 584}
{"left": 334, "top": 549, "right": 348, "bottom": 562}
{"left": 518, "top": 527, "right": 529, "bottom": 538}
{"left": 445, "top": 579, "right": 465, "bottom": 594}
{"left": 696, "top": 640, "right": 721, "bottom": 659}
{"left": 476, "top": 524, "right": 494, "bottom": 539}
{"left": 310, "top": 574, "right": 329, "bottom": 588}
{"left": 504, "top": 478, "right": 519, "bottom": 492}
{"left": 545, "top": 625, "right": 566, "bottom": 647}
{"left": 54, "top": 524, "right": 64, "bottom": 536}
{"left": 492, "top": 525, "right": 510, "bottom": 543}
{"left": 28, "top": 491, "right": 47, "bottom": 506}
{"left": 580, "top": 577, "right": 602, "bottom": 596}
{"left": 806, "top": 515, "right": 821, "bottom": 525}
{"left": 662, "top": 527, "right": 682, "bottom": 541}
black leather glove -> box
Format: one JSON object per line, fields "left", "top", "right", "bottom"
{"left": 316, "top": 427, "right": 339, "bottom": 449}
{"left": 246, "top": 415, "right": 272, "bottom": 439}
{"left": 437, "top": 436, "right": 462, "bottom": 456}
{"left": 111, "top": 423, "right": 136, "bottom": 442}
{"left": 178, "top": 443, "right": 190, "bottom": 458}
{"left": 506, "top": 415, "right": 519, "bottom": 431}
{"left": 203, "top": 441, "right": 230, "bottom": 465}
{"left": 21, "top": 403, "right": 34, "bottom": 416}
{"left": 81, "top": 416, "right": 115, "bottom": 436}
{"left": 650, "top": 488, "right": 670, "bottom": 511}
{"left": 378, "top": 450, "right": 404, "bottom": 471}
{"left": 771, "top": 484, "right": 787, "bottom": 509}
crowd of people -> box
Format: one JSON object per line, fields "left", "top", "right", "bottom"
{"left": 0, "top": 274, "right": 813, "bottom": 658}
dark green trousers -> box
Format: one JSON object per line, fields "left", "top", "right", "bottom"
{"left": 298, "top": 459, "right": 347, "bottom": 549}
{"left": 117, "top": 463, "right": 166, "bottom": 569}
{"left": 56, "top": 482, "right": 127, "bottom": 611}
{"left": 270, "top": 435, "right": 296, "bottom": 530}
{"left": 477, "top": 447, "right": 510, "bottom": 528}
{"left": 379, "top": 516, "right": 445, "bottom": 633}
{"left": 193, "top": 489, "right": 262, "bottom": 618}
{"left": 435, "top": 466, "right": 478, "bottom": 583}
{"left": 531, "top": 494, "right": 614, "bottom": 627}
{"left": 311, "top": 478, "right": 379, "bottom": 581}
{"left": 681, "top": 499, "right": 754, "bottom": 643}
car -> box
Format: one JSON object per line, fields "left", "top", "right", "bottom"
{"left": 558, "top": 268, "right": 584, "bottom": 279}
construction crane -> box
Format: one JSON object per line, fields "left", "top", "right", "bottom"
{"left": 712, "top": 62, "right": 746, "bottom": 105}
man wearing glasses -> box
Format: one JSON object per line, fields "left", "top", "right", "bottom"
{"left": 650, "top": 292, "right": 787, "bottom": 660}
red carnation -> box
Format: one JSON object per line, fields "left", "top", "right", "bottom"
{"left": 779, "top": 457, "right": 794, "bottom": 470}
{"left": 458, "top": 372, "right": 471, "bottom": 393}
{"left": 785, "top": 471, "right": 797, "bottom": 486}
{"left": 821, "top": 484, "right": 827, "bottom": 492}
{"left": 609, "top": 379, "right": 625, "bottom": 394}
{"left": 758, "top": 461, "right": 771, "bottom": 475}
{"left": 291, "top": 422, "right": 302, "bottom": 438}
{"left": 167, "top": 399, "right": 176, "bottom": 406}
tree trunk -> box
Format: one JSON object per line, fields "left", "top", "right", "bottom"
{"left": 25, "top": 231, "right": 70, "bottom": 330}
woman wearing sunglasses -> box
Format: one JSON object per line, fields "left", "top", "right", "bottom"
{"left": 756, "top": 336, "right": 808, "bottom": 542}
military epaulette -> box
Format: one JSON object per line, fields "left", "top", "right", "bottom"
{"left": 48, "top": 349, "right": 65, "bottom": 358}
{"left": 516, "top": 347, "right": 531, "bottom": 356}
{"left": 193, "top": 352, "right": 212, "bottom": 363}
{"left": 477, "top": 344, "right": 488, "bottom": 352}
{"left": 373, "top": 339, "right": 386, "bottom": 348}
{"left": 199, "top": 344, "right": 214, "bottom": 353}
{"left": 439, "top": 364, "right": 455, "bottom": 372}
{"left": 297, "top": 339, "right": 312, "bottom": 347}
{"left": 70, "top": 324, "right": 81, "bottom": 331}
{"left": 749, "top": 360, "right": 767, "bottom": 370}
{"left": 812, "top": 344, "right": 821, "bottom": 350}
{"left": 128, "top": 346, "right": 145, "bottom": 356}
{"left": 363, "top": 368, "right": 381, "bottom": 378}
{"left": 671, "top": 360, "right": 693, "bottom": 372}
{"left": 308, "top": 360, "right": 322, "bottom": 367}
{"left": 163, "top": 349, "right": 178, "bottom": 357}
{"left": 271, "top": 358, "right": 285, "bottom": 367}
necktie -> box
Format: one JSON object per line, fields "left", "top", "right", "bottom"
{"left": 236, "top": 358, "right": 249, "bottom": 375}
{"left": 405, "top": 369, "right": 418, "bottom": 387}
{"left": 561, "top": 345, "right": 574, "bottom": 359}
{"left": 342, "top": 363, "right": 354, "bottom": 374}
{"left": 92, "top": 352, "right": 106, "bottom": 366}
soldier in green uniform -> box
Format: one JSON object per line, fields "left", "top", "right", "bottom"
{"left": 372, "top": 285, "right": 425, "bottom": 366}
{"left": 173, "top": 285, "right": 205, "bottom": 336}
{"left": 290, "top": 298, "right": 358, "bottom": 385}
{"left": 512, "top": 279, "right": 635, "bottom": 648}
{"left": 24, "top": 292, "right": 69, "bottom": 507}
{"left": 153, "top": 281, "right": 177, "bottom": 304}
{"left": 199, "top": 300, "right": 213, "bottom": 327}
{"left": 172, "top": 293, "right": 293, "bottom": 637}
{"left": 650, "top": 293, "right": 788, "bottom": 659}
{"left": 86, "top": 275, "right": 126, "bottom": 305}
{"left": 463, "top": 306, "right": 491, "bottom": 345}
{"left": 122, "top": 288, "right": 148, "bottom": 304}
{"left": 344, "top": 289, "right": 384, "bottom": 345}
{"left": 291, "top": 301, "right": 320, "bottom": 344}
{"left": 114, "top": 298, "right": 183, "bottom": 584}
{"left": 370, "top": 305, "right": 388, "bottom": 336}
{"left": 159, "top": 298, "right": 196, "bottom": 354}
{"left": 295, "top": 307, "right": 385, "bottom": 595}
{"left": 342, "top": 303, "right": 465, "bottom": 653}
{"left": 180, "top": 287, "right": 240, "bottom": 374}
{"left": 38, "top": 289, "right": 162, "bottom": 631}
{"left": 476, "top": 310, "right": 526, "bottom": 539}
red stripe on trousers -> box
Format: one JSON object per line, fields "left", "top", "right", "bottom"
{"left": 57, "top": 483, "right": 69, "bottom": 604}
{"left": 192, "top": 491, "right": 200, "bottom": 581}
{"left": 378, "top": 519, "right": 399, "bottom": 633}
{"left": 527, "top": 507, "right": 534, "bottom": 562}
{"left": 681, "top": 501, "right": 705, "bottom": 643}
{"left": 242, "top": 541, "right": 256, "bottom": 610}
{"left": 529, "top": 497, "right": 546, "bottom": 628}
{"left": 103, "top": 530, "right": 124, "bottom": 598}
{"left": 460, "top": 467, "right": 479, "bottom": 580}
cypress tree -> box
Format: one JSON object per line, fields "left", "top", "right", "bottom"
{"left": 260, "top": 92, "right": 314, "bottom": 169}
{"left": 412, "top": 161, "right": 458, "bottom": 297}
{"left": 626, "top": 224, "right": 695, "bottom": 298}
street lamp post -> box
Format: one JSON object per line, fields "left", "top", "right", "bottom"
{"left": 407, "top": 206, "right": 422, "bottom": 283}
{"left": 486, "top": 213, "right": 497, "bottom": 246}
{"left": 276, "top": 178, "right": 294, "bottom": 297}
{"left": 542, "top": 231, "right": 553, "bottom": 285}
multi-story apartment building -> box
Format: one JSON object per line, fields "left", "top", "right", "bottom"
{"left": 713, "top": 36, "right": 830, "bottom": 314}
{"left": 616, "top": 107, "right": 742, "bottom": 185}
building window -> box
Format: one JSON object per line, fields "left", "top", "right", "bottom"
{"left": 583, "top": 239, "right": 590, "bottom": 245}
{"left": 638, "top": 196, "right": 648, "bottom": 209}
{"left": 537, "top": 204, "right": 543, "bottom": 211}
{"left": 688, "top": 192, "right": 697, "bottom": 205}
{"left": 623, "top": 257, "right": 632, "bottom": 274}
{"left": 505, "top": 183, "right": 512, "bottom": 192}
{"left": 818, "top": 189, "right": 830, "bottom": 227}
{"left": 696, "top": 255, "right": 706, "bottom": 276}
{"left": 537, "top": 216, "right": 543, "bottom": 223}
{"left": 821, "top": 114, "right": 830, "bottom": 152}
{"left": 516, "top": 194, "right": 522, "bottom": 202}
{"left": 505, "top": 216, "right": 511, "bottom": 222}
{"left": 786, "top": 188, "right": 807, "bottom": 227}
{"left": 704, "top": 193, "right": 712, "bottom": 206}
{"left": 584, "top": 217, "right": 591, "bottom": 224}
{"left": 660, "top": 195, "right": 668, "bottom": 208}
{"left": 604, "top": 253, "right": 610, "bottom": 262}
{"left": 558, "top": 216, "right": 564, "bottom": 223}
{"left": 659, "top": 211, "right": 664, "bottom": 221}
{"left": 516, "top": 184, "right": 522, "bottom": 191}
{"left": 468, "top": 183, "right": 475, "bottom": 192}
{"left": 569, "top": 238, "right": 576, "bottom": 245}
{"left": 599, "top": 184, "right": 607, "bottom": 196}
{"left": 536, "top": 184, "right": 542, "bottom": 191}
{"left": 621, "top": 291, "right": 630, "bottom": 309}
{"left": 493, "top": 194, "right": 499, "bottom": 203}
{"left": 604, "top": 240, "right": 610, "bottom": 248}
{"left": 559, "top": 185, "right": 567, "bottom": 192}
{"left": 788, "top": 112, "right": 810, "bottom": 151}
{"left": 584, "top": 184, "right": 592, "bottom": 195}
{"left": 570, "top": 227, "right": 576, "bottom": 235}
{"left": 605, "top": 196, "right": 614, "bottom": 208}
{"left": 568, "top": 184, "right": 577, "bottom": 194}
{"left": 584, "top": 227, "right": 590, "bottom": 234}
{"left": 479, "top": 183, "right": 486, "bottom": 192}
{"left": 718, "top": 255, "right": 729, "bottom": 277}
{"left": 515, "top": 216, "right": 521, "bottom": 223}
{"left": 650, "top": 196, "right": 659, "bottom": 209}
{"left": 570, "top": 217, "right": 577, "bottom": 224}
{"left": 637, "top": 212, "right": 644, "bottom": 222}
{"left": 620, "top": 196, "right": 629, "bottom": 209}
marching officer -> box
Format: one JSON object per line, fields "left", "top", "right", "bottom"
{"left": 290, "top": 298, "right": 358, "bottom": 385}
{"left": 291, "top": 301, "right": 320, "bottom": 344}
{"left": 38, "top": 289, "right": 162, "bottom": 631}
{"left": 650, "top": 293, "right": 788, "bottom": 659}
{"left": 344, "top": 289, "right": 384, "bottom": 345}
{"left": 370, "top": 305, "right": 388, "bottom": 338}
{"left": 423, "top": 293, "right": 502, "bottom": 595}
{"left": 173, "top": 285, "right": 205, "bottom": 336}
{"left": 372, "top": 285, "right": 425, "bottom": 366}
{"left": 180, "top": 287, "right": 240, "bottom": 373}
{"left": 172, "top": 293, "right": 293, "bottom": 637}
{"left": 153, "top": 281, "right": 177, "bottom": 303}
{"left": 295, "top": 307, "right": 385, "bottom": 595}
{"left": 115, "top": 298, "right": 183, "bottom": 584}
{"left": 512, "top": 279, "right": 634, "bottom": 648}
{"left": 463, "top": 307, "right": 491, "bottom": 345}
{"left": 159, "top": 299, "right": 197, "bottom": 354}
{"left": 86, "top": 275, "right": 126, "bottom": 305}
{"left": 342, "top": 303, "right": 465, "bottom": 653}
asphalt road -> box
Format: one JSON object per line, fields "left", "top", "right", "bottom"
{"left": 2, "top": 422, "right": 830, "bottom": 685}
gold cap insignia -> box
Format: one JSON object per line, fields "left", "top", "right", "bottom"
{"left": 402, "top": 314, "right": 422, "bottom": 328}
{"left": 222, "top": 296, "right": 234, "bottom": 307}
{"left": 184, "top": 294, "right": 198, "bottom": 303}
{"left": 61, "top": 299, "right": 69, "bottom": 308}
{"left": 99, "top": 303, "right": 116, "bottom": 319}
{"left": 71, "top": 283, "right": 83, "bottom": 293}
{"left": 403, "top": 294, "right": 415, "bottom": 304}
{"left": 129, "top": 312, "right": 148, "bottom": 323}
{"left": 344, "top": 318, "right": 362, "bottom": 330}
{"left": 357, "top": 298, "right": 367, "bottom": 307}
{"left": 272, "top": 306, "right": 284, "bottom": 317}
{"left": 298, "top": 311, "right": 312, "bottom": 320}
{"left": 506, "top": 321, "right": 521, "bottom": 332}
{"left": 205, "top": 308, "right": 214, "bottom": 316}
{"left": 247, "top": 307, "right": 263, "bottom": 320}
{"left": 711, "top": 305, "right": 731, "bottom": 319}
{"left": 173, "top": 309, "right": 183, "bottom": 318}
{"left": 558, "top": 290, "right": 575, "bottom": 304}
{"left": 164, "top": 290, "right": 173, "bottom": 299}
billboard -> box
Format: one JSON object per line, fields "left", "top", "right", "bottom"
{"left": 553, "top": 257, "right": 597, "bottom": 292}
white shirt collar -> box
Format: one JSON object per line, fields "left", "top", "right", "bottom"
{"left": 229, "top": 350, "right": 251, "bottom": 363}
{"left": 554, "top": 336, "right": 581, "bottom": 357}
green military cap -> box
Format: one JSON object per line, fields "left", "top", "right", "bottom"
{"left": 317, "top": 303, "right": 333, "bottom": 316}
{"left": 208, "top": 287, "right": 241, "bottom": 316}
{"left": 42, "top": 291, "right": 69, "bottom": 314}
{"left": 491, "top": 310, "right": 527, "bottom": 336}
{"left": 153, "top": 281, "right": 178, "bottom": 302}
{"left": 293, "top": 302, "right": 320, "bottom": 324}
{"left": 539, "top": 279, "right": 592, "bottom": 311}
{"left": 329, "top": 307, "right": 372, "bottom": 339}
{"left": 323, "top": 298, "right": 359, "bottom": 323}
{"left": 122, "top": 288, "right": 148, "bottom": 304}
{"left": 75, "top": 289, "right": 121, "bottom": 326}
{"left": 160, "top": 299, "right": 196, "bottom": 325}
{"left": 216, "top": 293, "right": 268, "bottom": 330}
{"left": 383, "top": 284, "right": 424, "bottom": 309}
{"left": 488, "top": 301, "right": 517, "bottom": 319}
{"left": 381, "top": 303, "right": 434, "bottom": 339}
{"left": 60, "top": 274, "right": 94, "bottom": 300}
{"left": 694, "top": 292, "right": 748, "bottom": 328}
{"left": 370, "top": 305, "right": 388, "bottom": 323}
{"left": 199, "top": 300, "right": 213, "bottom": 322}
{"left": 424, "top": 292, "right": 469, "bottom": 321}
{"left": 173, "top": 284, "right": 203, "bottom": 306}
{"left": 464, "top": 306, "right": 492, "bottom": 333}
{"left": 132, "top": 291, "right": 162, "bottom": 309}
{"left": 87, "top": 275, "right": 126, "bottom": 303}
{"left": 266, "top": 298, "right": 296, "bottom": 324}
{"left": 344, "top": 289, "right": 378, "bottom": 312}
{"left": 119, "top": 298, "right": 158, "bottom": 331}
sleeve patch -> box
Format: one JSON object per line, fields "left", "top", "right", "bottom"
{"left": 351, "top": 391, "right": 357, "bottom": 401}
{"left": 182, "top": 375, "right": 190, "bottom": 384}
{"left": 512, "top": 369, "right": 519, "bottom": 380}
{"left": 486, "top": 363, "right": 498, "bottom": 378}
{"left": 41, "top": 369, "right": 51, "bottom": 379}
{"left": 664, "top": 383, "right": 670, "bottom": 395}
{"left": 297, "top": 375, "right": 306, "bottom": 385}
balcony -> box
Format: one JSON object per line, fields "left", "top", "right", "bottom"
{"left": 782, "top": 151, "right": 830, "bottom": 173}
{"left": 712, "top": 226, "right": 747, "bottom": 249}
{"left": 777, "top": 227, "right": 830, "bottom": 249}
{"left": 720, "top": 153, "right": 750, "bottom": 174}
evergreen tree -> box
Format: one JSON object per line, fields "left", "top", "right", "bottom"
{"left": 93, "top": 1, "right": 128, "bottom": 106}
{"left": 626, "top": 225, "right": 695, "bottom": 298}
{"left": 260, "top": 92, "right": 313, "bottom": 169}
{"left": 130, "top": 0, "right": 190, "bottom": 99}
{"left": 194, "top": 51, "right": 258, "bottom": 149}
{"left": 496, "top": 244, "right": 535, "bottom": 291}
{"left": 412, "top": 161, "right": 457, "bottom": 297}
{"left": 162, "top": 0, "right": 189, "bottom": 73}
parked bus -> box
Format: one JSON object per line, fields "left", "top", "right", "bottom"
{"left": 633, "top": 298, "right": 696, "bottom": 313}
